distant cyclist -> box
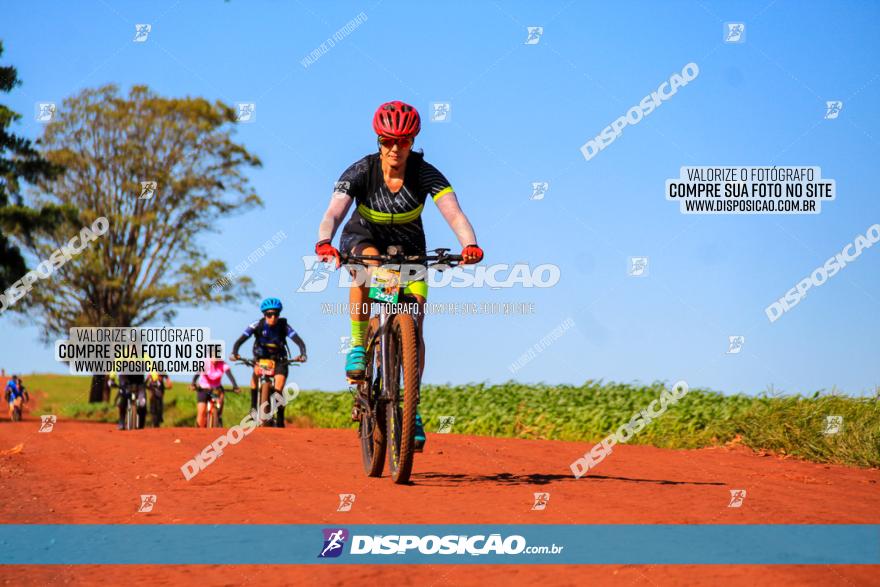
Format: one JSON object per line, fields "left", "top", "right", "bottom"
{"left": 191, "top": 358, "right": 239, "bottom": 428}
{"left": 230, "top": 297, "right": 307, "bottom": 428}
{"left": 5, "top": 375, "right": 29, "bottom": 420}
{"left": 113, "top": 351, "right": 159, "bottom": 430}
{"left": 146, "top": 371, "right": 171, "bottom": 428}
{"left": 315, "top": 100, "right": 483, "bottom": 449}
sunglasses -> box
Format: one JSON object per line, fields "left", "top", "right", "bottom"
{"left": 263, "top": 311, "right": 279, "bottom": 318}
{"left": 377, "top": 136, "right": 413, "bottom": 149}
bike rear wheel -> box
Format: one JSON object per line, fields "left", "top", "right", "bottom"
{"left": 385, "top": 313, "right": 420, "bottom": 484}
{"left": 358, "top": 318, "right": 386, "bottom": 477}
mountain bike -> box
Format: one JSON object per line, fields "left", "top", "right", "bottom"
{"left": 205, "top": 386, "right": 240, "bottom": 428}
{"left": 342, "top": 246, "right": 462, "bottom": 484}
{"left": 236, "top": 357, "right": 302, "bottom": 426}
{"left": 117, "top": 382, "right": 146, "bottom": 430}
{"left": 189, "top": 384, "right": 240, "bottom": 428}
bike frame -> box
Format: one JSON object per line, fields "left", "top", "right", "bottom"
{"left": 348, "top": 246, "right": 462, "bottom": 397}
{"left": 370, "top": 296, "right": 418, "bottom": 401}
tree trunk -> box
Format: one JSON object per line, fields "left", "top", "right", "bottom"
{"left": 89, "top": 374, "right": 107, "bottom": 403}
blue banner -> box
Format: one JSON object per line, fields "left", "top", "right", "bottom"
{"left": 0, "top": 525, "right": 876, "bottom": 564}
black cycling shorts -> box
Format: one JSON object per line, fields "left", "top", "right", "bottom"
{"left": 340, "top": 211, "right": 427, "bottom": 258}
{"left": 196, "top": 388, "right": 222, "bottom": 404}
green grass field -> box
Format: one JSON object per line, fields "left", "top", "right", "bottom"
{"left": 17, "top": 374, "right": 880, "bottom": 468}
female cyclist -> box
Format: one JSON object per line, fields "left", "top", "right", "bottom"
{"left": 191, "top": 358, "right": 239, "bottom": 428}
{"left": 314, "top": 100, "right": 483, "bottom": 449}
{"left": 229, "top": 297, "right": 307, "bottom": 427}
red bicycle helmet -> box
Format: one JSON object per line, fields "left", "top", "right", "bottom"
{"left": 372, "top": 100, "right": 421, "bottom": 138}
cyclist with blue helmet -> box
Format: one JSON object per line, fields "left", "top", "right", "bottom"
{"left": 5, "top": 375, "right": 29, "bottom": 420}
{"left": 230, "top": 297, "right": 307, "bottom": 427}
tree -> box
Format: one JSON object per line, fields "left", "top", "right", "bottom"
{"left": 0, "top": 41, "right": 67, "bottom": 293}
{"left": 9, "top": 84, "right": 263, "bottom": 401}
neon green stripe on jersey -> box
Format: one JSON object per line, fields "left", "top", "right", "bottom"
{"left": 357, "top": 203, "right": 424, "bottom": 224}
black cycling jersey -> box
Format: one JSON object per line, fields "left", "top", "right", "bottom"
{"left": 334, "top": 151, "right": 453, "bottom": 221}
{"left": 120, "top": 373, "right": 145, "bottom": 386}
{"left": 336, "top": 151, "right": 453, "bottom": 256}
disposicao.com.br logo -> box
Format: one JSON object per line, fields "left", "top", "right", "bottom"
{"left": 318, "top": 528, "right": 349, "bottom": 558}
{"left": 317, "top": 528, "right": 563, "bottom": 558}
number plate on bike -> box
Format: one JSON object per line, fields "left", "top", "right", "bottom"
{"left": 258, "top": 359, "right": 275, "bottom": 376}
{"left": 369, "top": 266, "right": 401, "bottom": 304}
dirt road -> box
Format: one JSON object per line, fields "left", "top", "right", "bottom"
{"left": 1, "top": 409, "right": 878, "bottom": 585}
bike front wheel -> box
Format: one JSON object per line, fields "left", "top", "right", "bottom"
{"left": 207, "top": 402, "right": 219, "bottom": 429}
{"left": 258, "top": 380, "right": 273, "bottom": 426}
{"left": 385, "top": 313, "right": 420, "bottom": 484}
{"left": 127, "top": 398, "right": 137, "bottom": 430}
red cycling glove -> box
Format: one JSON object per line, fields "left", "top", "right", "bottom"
{"left": 461, "top": 244, "right": 483, "bottom": 265}
{"left": 315, "top": 240, "right": 341, "bottom": 268}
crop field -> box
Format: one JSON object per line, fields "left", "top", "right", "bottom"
{"left": 29, "top": 374, "right": 880, "bottom": 468}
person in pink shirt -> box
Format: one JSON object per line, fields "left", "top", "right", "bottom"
{"left": 190, "top": 358, "right": 240, "bottom": 428}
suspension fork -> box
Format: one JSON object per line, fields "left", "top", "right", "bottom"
{"left": 376, "top": 305, "right": 421, "bottom": 405}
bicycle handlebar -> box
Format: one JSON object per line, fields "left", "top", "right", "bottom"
{"left": 235, "top": 357, "right": 304, "bottom": 367}
{"left": 190, "top": 384, "right": 242, "bottom": 393}
{"left": 340, "top": 247, "right": 464, "bottom": 268}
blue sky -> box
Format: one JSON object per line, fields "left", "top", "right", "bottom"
{"left": 2, "top": 1, "right": 879, "bottom": 395}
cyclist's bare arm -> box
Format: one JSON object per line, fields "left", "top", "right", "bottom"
{"left": 317, "top": 191, "right": 354, "bottom": 243}
{"left": 434, "top": 191, "right": 477, "bottom": 246}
